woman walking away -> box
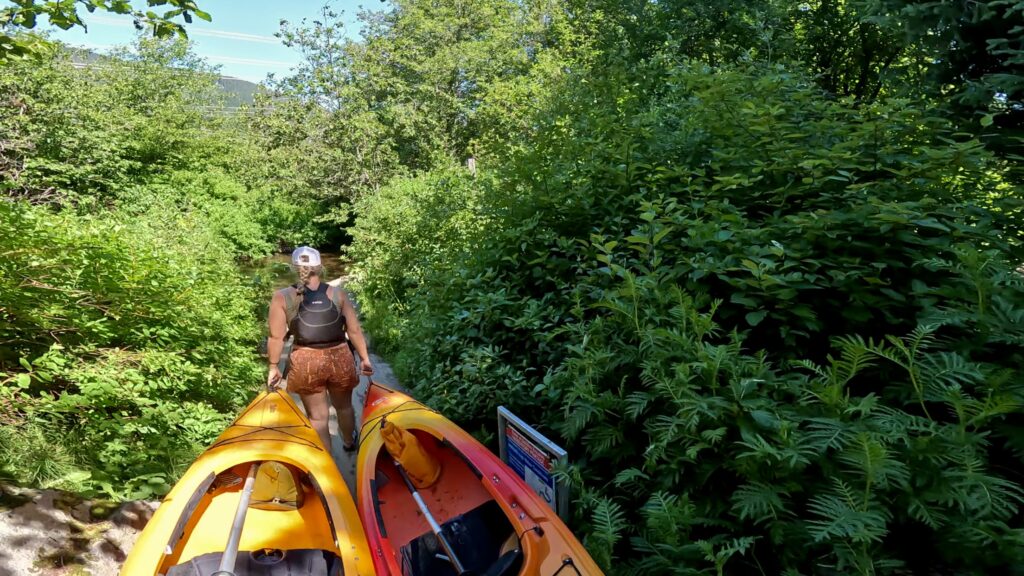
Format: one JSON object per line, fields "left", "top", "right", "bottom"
{"left": 265, "top": 246, "right": 373, "bottom": 452}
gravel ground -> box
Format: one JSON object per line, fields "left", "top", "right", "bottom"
{"left": 0, "top": 485, "right": 157, "bottom": 576}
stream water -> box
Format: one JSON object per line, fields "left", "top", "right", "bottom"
{"left": 240, "top": 252, "right": 348, "bottom": 291}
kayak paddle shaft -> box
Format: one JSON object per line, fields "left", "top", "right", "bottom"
{"left": 394, "top": 460, "right": 467, "bottom": 574}
{"left": 215, "top": 462, "right": 260, "bottom": 576}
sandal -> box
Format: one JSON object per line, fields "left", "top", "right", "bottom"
{"left": 342, "top": 432, "right": 358, "bottom": 452}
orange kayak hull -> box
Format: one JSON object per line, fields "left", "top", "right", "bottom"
{"left": 356, "top": 383, "right": 604, "bottom": 575}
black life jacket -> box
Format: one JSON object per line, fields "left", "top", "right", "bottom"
{"left": 288, "top": 283, "right": 347, "bottom": 348}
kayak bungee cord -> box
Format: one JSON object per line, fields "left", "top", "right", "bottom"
{"left": 210, "top": 388, "right": 324, "bottom": 451}
{"left": 550, "top": 558, "right": 583, "bottom": 576}
{"left": 209, "top": 427, "right": 322, "bottom": 451}
{"left": 356, "top": 380, "right": 439, "bottom": 451}
{"left": 357, "top": 402, "right": 434, "bottom": 450}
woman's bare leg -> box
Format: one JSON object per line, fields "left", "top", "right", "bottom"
{"left": 300, "top": 391, "right": 332, "bottom": 450}
{"left": 329, "top": 389, "right": 356, "bottom": 446}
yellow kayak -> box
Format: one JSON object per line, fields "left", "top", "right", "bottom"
{"left": 121, "top": 389, "right": 374, "bottom": 576}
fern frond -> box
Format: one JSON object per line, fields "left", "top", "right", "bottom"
{"left": 584, "top": 425, "right": 624, "bottom": 454}
{"left": 613, "top": 467, "right": 650, "bottom": 487}
{"left": 907, "top": 497, "right": 949, "bottom": 529}
{"left": 700, "top": 426, "right": 728, "bottom": 445}
{"left": 624, "top": 391, "right": 653, "bottom": 420}
{"left": 837, "top": 433, "right": 910, "bottom": 490}
{"left": 806, "top": 478, "right": 891, "bottom": 544}
{"left": 906, "top": 324, "right": 939, "bottom": 355}
{"left": 736, "top": 432, "right": 783, "bottom": 463}
{"left": 801, "top": 417, "right": 855, "bottom": 454}
{"left": 730, "top": 481, "right": 790, "bottom": 524}
{"left": 586, "top": 497, "right": 628, "bottom": 570}
{"left": 831, "top": 334, "right": 877, "bottom": 384}
{"left": 793, "top": 358, "right": 827, "bottom": 379}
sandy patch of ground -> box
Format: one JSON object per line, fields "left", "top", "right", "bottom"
{"left": 0, "top": 485, "right": 156, "bottom": 576}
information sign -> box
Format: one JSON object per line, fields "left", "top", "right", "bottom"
{"left": 497, "top": 406, "right": 569, "bottom": 522}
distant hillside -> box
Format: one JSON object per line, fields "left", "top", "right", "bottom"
{"left": 217, "top": 76, "right": 258, "bottom": 107}
{"left": 67, "top": 47, "right": 258, "bottom": 108}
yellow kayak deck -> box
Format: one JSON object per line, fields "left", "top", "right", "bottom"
{"left": 121, "top": 390, "right": 374, "bottom": 576}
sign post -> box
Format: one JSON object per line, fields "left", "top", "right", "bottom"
{"left": 497, "top": 406, "right": 569, "bottom": 522}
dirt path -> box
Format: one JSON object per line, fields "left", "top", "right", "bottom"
{"left": 287, "top": 349, "right": 404, "bottom": 492}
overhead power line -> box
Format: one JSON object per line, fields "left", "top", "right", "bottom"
{"left": 88, "top": 14, "right": 281, "bottom": 45}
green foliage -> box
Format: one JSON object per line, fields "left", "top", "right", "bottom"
{"left": 0, "top": 36, "right": 291, "bottom": 500}
{"left": 858, "top": 0, "right": 1024, "bottom": 110}
{"left": 251, "top": 0, "right": 569, "bottom": 216}
{"left": 1, "top": 37, "right": 301, "bottom": 256}
{"left": 1, "top": 0, "right": 211, "bottom": 61}
{"left": 0, "top": 200, "right": 262, "bottom": 499}
{"left": 346, "top": 168, "right": 491, "bottom": 353}
{"left": 347, "top": 24, "right": 1024, "bottom": 574}
{"left": 0, "top": 415, "right": 87, "bottom": 492}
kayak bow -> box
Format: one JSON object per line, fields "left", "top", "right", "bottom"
{"left": 122, "top": 389, "right": 374, "bottom": 576}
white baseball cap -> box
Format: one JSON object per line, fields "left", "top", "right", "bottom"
{"left": 291, "top": 246, "right": 321, "bottom": 267}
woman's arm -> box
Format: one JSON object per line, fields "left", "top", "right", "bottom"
{"left": 339, "top": 290, "right": 374, "bottom": 375}
{"left": 266, "top": 290, "right": 287, "bottom": 386}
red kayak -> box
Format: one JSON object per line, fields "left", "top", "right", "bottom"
{"left": 355, "top": 382, "right": 604, "bottom": 576}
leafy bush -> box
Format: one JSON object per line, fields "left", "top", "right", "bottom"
{"left": 555, "top": 264, "right": 1024, "bottom": 574}
{"left": 0, "top": 193, "right": 262, "bottom": 500}
{"left": 347, "top": 168, "right": 491, "bottom": 353}
{"left": 351, "top": 61, "right": 1024, "bottom": 574}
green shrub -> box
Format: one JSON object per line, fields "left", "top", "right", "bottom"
{"left": 352, "top": 61, "right": 1024, "bottom": 574}
{"left": 0, "top": 201, "right": 262, "bottom": 499}
{"left": 0, "top": 35, "right": 327, "bottom": 502}
{"left": 347, "top": 167, "right": 491, "bottom": 354}
{"left": 555, "top": 263, "right": 1024, "bottom": 574}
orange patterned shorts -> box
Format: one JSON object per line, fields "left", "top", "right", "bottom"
{"left": 287, "top": 343, "right": 359, "bottom": 395}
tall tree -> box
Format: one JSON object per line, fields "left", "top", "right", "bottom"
{"left": 253, "top": 0, "right": 562, "bottom": 220}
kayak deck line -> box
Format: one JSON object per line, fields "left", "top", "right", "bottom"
{"left": 210, "top": 389, "right": 323, "bottom": 451}
{"left": 357, "top": 387, "right": 439, "bottom": 451}
{"left": 228, "top": 388, "right": 310, "bottom": 426}
{"left": 209, "top": 424, "right": 323, "bottom": 451}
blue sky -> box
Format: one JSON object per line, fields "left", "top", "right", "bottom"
{"left": 25, "top": 1, "right": 378, "bottom": 83}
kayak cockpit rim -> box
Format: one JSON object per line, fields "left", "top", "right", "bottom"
{"left": 163, "top": 471, "right": 217, "bottom": 557}
{"left": 368, "top": 429, "right": 528, "bottom": 576}
{"left": 441, "top": 437, "right": 483, "bottom": 479}
{"left": 158, "top": 460, "right": 343, "bottom": 571}
{"left": 306, "top": 470, "right": 342, "bottom": 550}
